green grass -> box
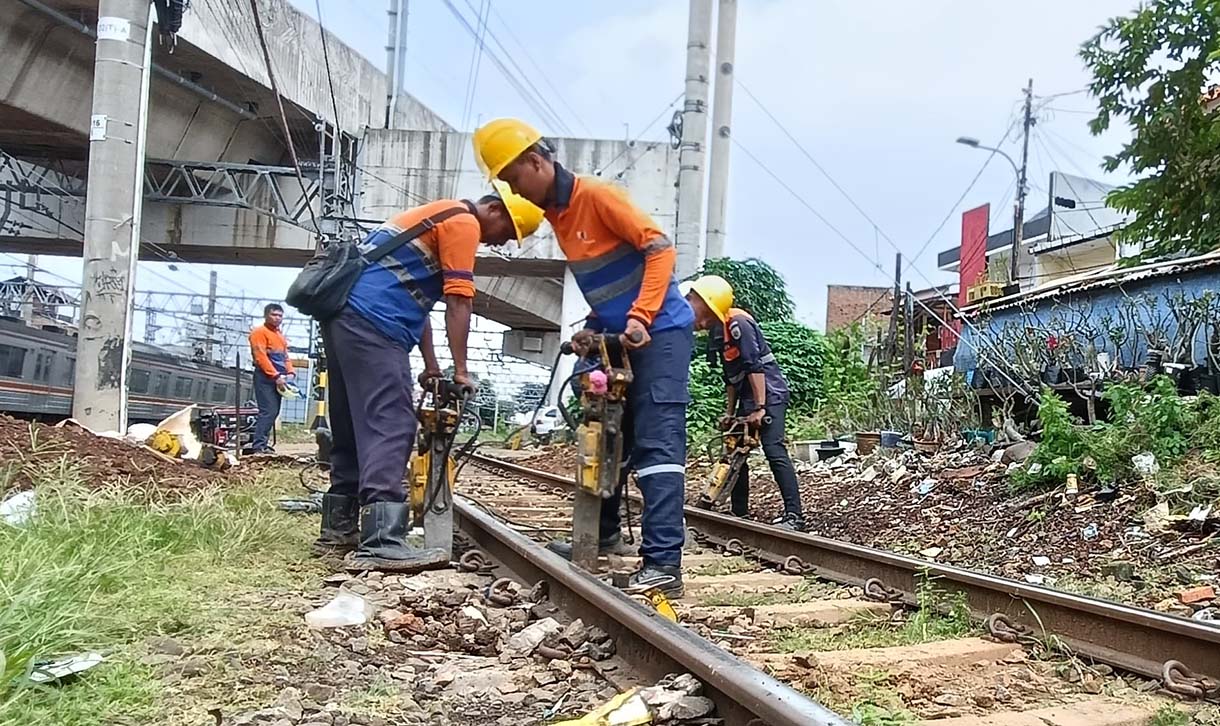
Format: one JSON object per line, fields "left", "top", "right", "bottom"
{"left": 696, "top": 578, "right": 828, "bottom": 607}
{"left": 1151, "top": 704, "right": 1191, "bottom": 726}
{"left": 690, "top": 556, "right": 755, "bottom": 577}
{"left": 802, "top": 669, "right": 918, "bottom": 726}
{"left": 769, "top": 577, "right": 974, "bottom": 653}
{"left": 275, "top": 423, "right": 316, "bottom": 445}
{"left": 0, "top": 458, "right": 321, "bottom": 726}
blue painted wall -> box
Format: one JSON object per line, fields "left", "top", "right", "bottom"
{"left": 954, "top": 267, "right": 1220, "bottom": 375}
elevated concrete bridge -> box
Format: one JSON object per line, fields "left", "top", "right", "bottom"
{"left": 0, "top": 0, "right": 681, "bottom": 341}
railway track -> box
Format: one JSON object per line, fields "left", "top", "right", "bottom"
{"left": 452, "top": 451, "right": 1220, "bottom": 725}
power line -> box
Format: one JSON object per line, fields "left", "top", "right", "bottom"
{"left": 484, "top": 2, "right": 592, "bottom": 135}
{"left": 247, "top": 0, "right": 321, "bottom": 236}
{"left": 730, "top": 136, "right": 1037, "bottom": 398}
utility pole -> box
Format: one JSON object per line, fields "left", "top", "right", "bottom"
{"left": 674, "top": 0, "right": 714, "bottom": 279}
{"left": 73, "top": 0, "right": 154, "bottom": 431}
{"left": 885, "top": 253, "right": 901, "bottom": 368}
{"left": 384, "top": 0, "right": 408, "bottom": 128}
{"left": 704, "top": 0, "right": 737, "bottom": 260}
{"left": 204, "top": 269, "right": 218, "bottom": 361}
{"left": 21, "top": 255, "right": 36, "bottom": 325}
{"left": 1010, "top": 78, "right": 1034, "bottom": 291}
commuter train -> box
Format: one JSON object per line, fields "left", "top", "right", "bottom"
{"left": 0, "top": 316, "right": 254, "bottom": 424}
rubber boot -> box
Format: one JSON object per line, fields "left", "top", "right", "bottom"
{"left": 345, "top": 502, "right": 449, "bottom": 573}
{"left": 546, "top": 532, "right": 637, "bottom": 560}
{"left": 310, "top": 493, "right": 360, "bottom": 557}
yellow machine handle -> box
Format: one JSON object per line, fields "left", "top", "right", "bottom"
{"left": 409, "top": 451, "right": 456, "bottom": 520}
{"left": 575, "top": 422, "right": 602, "bottom": 496}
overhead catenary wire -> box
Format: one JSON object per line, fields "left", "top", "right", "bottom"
{"left": 247, "top": 0, "right": 322, "bottom": 237}
{"left": 730, "top": 135, "right": 1037, "bottom": 398}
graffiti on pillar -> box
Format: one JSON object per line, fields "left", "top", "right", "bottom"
{"left": 92, "top": 268, "right": 127, "bottom": 304}
{"left": 96, "top": 336, "right": 124, "bottom": 389}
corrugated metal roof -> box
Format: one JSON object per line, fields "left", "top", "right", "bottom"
{"left": 958, "top": 248, "right": 1220, "bottom": 317}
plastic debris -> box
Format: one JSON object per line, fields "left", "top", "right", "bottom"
{"left": 277, "top": 492, "right": 323, "bottom": 513}
{"left": 1142, "top": 502, "right": 1172, "bottom": 534}
{"left": 304, "top": 592, "right": 373, "bottom": 629}
{"left": 1024, "top": 574, "right": 1046, "bottom": 585}
{"left": 1031, "top": 556, "right": 1051, "bottom": 567}
{"left": 1188, "top": 504, "right": 1213, "bottom": 522}
{"left": 1132, "top": 452, "right": 1159, "bottom": 478}
{"left": 28, "top": 652, "right": 104, "bottom": 684}
{"left": 0, "top": 489, "right": 35, "bottom": 526}
{"left": 1064, "top": 474, "right": 1079, "bottom": 498}
{"left": 919, "top": 547, "right": 943, "bottom": 559}
{"left": 1193, "top": 607, "right": 1217, "bottom": 622}
{"left": 914, "top": 478, "right": 937, "bottom": 497}
{"left": 505, "top": 617, "right": 562, "bottom": 655}
{"left": 1081, "top": 523, "right": 1099, "bottom": 541}
{"left": 552, "top": 687, "right": 652, "bottom": 725}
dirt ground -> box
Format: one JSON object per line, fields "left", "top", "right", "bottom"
{"left": 505, "top": 443, "right": 1219, "bottom": 612}
{"left": 0, "top": 414, "right": 236, "bottom": 496}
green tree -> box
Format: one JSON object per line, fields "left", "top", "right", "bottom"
{"left": 1080, "top": 0, "right": 1220, "bottom": 258}
{"left": 695, "top": 257, "right": 795, "bottom": 323}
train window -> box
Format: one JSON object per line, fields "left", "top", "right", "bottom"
{"left": 130, "top": 368, "right": 150, "bottom": 394}
{"left": 65, "top": 357, "right": 75, "bottom": 385}
{"left": 153, "top": 372, "right": 170, "bottom": 397}
{"left": 195, "top": 379, "right": 207, "bottom": 401}
{"left": 0, "top": 344, "right": 27, "bottom": 377}
{"left": 33, "top": 350, "right": 53, "bottom": 382}
{"left": 173, "top": 376, "right": 192, "bottom": 399}
{"left": 211, "top": 383, "right": 229, "bottom": 402}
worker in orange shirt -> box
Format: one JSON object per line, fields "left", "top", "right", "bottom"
{"left": 473, "top": 119, "right": 694, "bottom": 597}
{"left": 249, "top": 303, "right": 295, "bottom": 454}
{"left": 310, "top": 183, "right": 543, "bottom": 574}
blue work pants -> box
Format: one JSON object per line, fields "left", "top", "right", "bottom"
{"left": 252, "top": 374, "right": 281, "bottom": 452}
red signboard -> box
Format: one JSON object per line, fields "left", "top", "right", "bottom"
{"left": 959, "top": 204, "right": 990, "bottom": 308}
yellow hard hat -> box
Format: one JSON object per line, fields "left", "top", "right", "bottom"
{"left": 685, "top": 275, "right": 734, "bottom": 322}
{"left": 472, "top": 118, "right": 543, "bottom": 180}
{"left": 492, "top": 180, "right": 544, "bottom": 242}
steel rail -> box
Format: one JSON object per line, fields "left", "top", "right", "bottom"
{"left": 453, "top": 496, "right": 851, "bottom": 726}
{"left": 471, "top": 453, "right": 1220, "bottom": 684}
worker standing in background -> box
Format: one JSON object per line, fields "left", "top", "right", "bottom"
{"left": 683, "top": 275, "right": 807, "bottom": 532}
{"left": 249, "top": 303, "right": 295, "bottom": 454}
{"left": 473, "top": 118, "right": 694, "bottom": 597}
{"left": 310, "top": 184, "right": 543, "bottom": 573}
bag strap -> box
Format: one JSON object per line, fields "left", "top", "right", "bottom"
{"left": 363, "top": 203, "right": 474, "bottom": 263}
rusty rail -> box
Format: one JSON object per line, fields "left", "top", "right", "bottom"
{"left": 471, "top": 454, "right": 1220, "bottom": 684}
{"left": 453, "top": 496, "right": 850, "bottom": 726}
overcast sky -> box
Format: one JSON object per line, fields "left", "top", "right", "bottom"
{"left": 16, "top": 0, "right": 1138, "bottom": 334}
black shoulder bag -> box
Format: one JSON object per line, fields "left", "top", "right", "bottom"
{"left": 286, "top": 204, "right": 471, "bottom": 320}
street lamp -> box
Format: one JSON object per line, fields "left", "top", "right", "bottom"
{"left": 956, "top": 136, "right": 1026, "bottom": 289}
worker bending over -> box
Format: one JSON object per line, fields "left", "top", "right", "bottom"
{"left": 249, "top": 303, "right": 295, "bottom": 454}
{"left": 311, "top": 185, "right": 543, "bottom": 572}
{"left": 474, "top": 118, "right": 694, "bottom": 597}
{"left": 684, "top": 275, "right": 806, "bottom": 532}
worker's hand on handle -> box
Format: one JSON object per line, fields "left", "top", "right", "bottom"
{"left": 717, "top": 414, "right": 734, "bottom": 431}
{"left": 622, "top": 318, "right": 650, "bottom": 350}
{"left": 568, "top": 329, "right": 596, "bottom": 357}
{"left": 418, "top": 368, "right": 443, "bottom": 388}
{"left": 745, "top": 407, "right": 766, "bottom": 429}
{"left": 452, "top": 371, "right": 478, "bottom": 397}
{"left": 275, "top": 374, "right": 288, "bottom": 393}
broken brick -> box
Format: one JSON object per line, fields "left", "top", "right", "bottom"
{"left": 1178, "top": 585, "right": 1216, "bottom": 605}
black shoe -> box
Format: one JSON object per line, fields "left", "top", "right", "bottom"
{"left": 345, "top": 502, "right": 449, "bottom": 573}
{"left": 547, "top": 533, "right": 637, "bottom": 560}
{"left": 775, "top": 512, "right": 806, "bottom": 532}
{"left": 623, "top": 564, "right": 683, "bottom": 599}
{"left": 310, "top": 493, "right": 359, "bottom": 557}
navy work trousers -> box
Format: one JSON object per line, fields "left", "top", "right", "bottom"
{"left": 322, "top": 307, "right": 417, "bottom": 505}
{"left": 594, "top": 326, "right": 693, "bottom": 567}
{"left": 730, "top": 402, "right": 804, "bottom": 518}
{"left": 252, "top": 374, "right": 281, "bottom": 452}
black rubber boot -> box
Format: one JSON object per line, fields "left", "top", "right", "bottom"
{"left": 546, "top": 533, "right": 637, "bottom": 560}
{"left": 345, "top": 502, "right": 449, "bottom": 573}
{"left": 624, "top": 564, "right": 683, "bottom": 599}
{"left": 310, "top": 493, "right": 360, "bottom": 557}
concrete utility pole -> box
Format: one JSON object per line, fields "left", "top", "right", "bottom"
{"left": 704, "top": 0, "right": 737, "bottom": 260}
{"left": 21, "top": 255, "right": 36, "bottom": 325}
{"left": 674, "top": 0, "right": 714, "bottom": 279}
{"left": 73, "top": 0, "right": 154, "bottom": 430}
{"left": 1011, "top": 78, "right": 1034, "bottom": 291}
{"left": 204, "top": 269, "right": 218, "bottom": 361}
{"left": 384, "top": 0, "right": 408, "bottom": 128}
